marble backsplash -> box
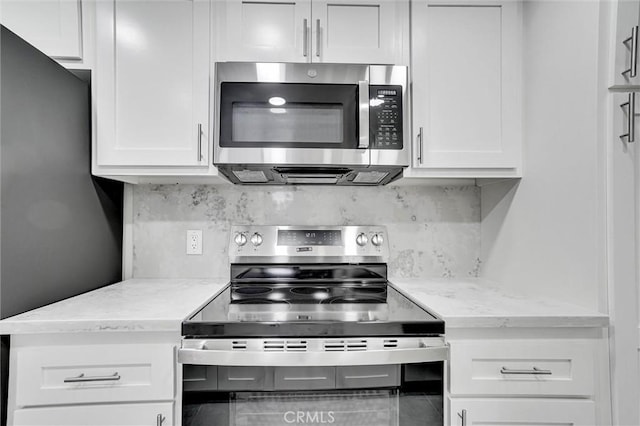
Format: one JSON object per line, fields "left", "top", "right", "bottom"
{"left": 131, "top": 184, "right": 480, "bottom": 279}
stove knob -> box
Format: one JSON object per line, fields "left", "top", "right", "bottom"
{"left": 371, "top": 233, "right": 384, "bottom": 246}
{"left": 250, "top": 232, "right": 263, "bottom": 246}
{"left": 234, "top": 232, "right": 247, "bottom": 246}
{"left": 356, "top": 233, "right": 368, "bottom": 246}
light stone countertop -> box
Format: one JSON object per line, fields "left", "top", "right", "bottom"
{"left": 390, "top": 278, "right": 609, "bottom": 328}
{"left": 0, "top": 277, "right": 608, "bottom": 335}
{"left": 0, "top": 279, "right": 227, "bottom": 335}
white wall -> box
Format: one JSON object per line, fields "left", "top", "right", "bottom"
{"left": 480, "top": 0, "right": 608, "bottom": 311}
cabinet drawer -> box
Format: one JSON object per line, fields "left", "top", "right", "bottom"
{"left": 13, "top": 402, "right": 173, "bottom": 426}
{"left": 15, "top": 343, "right": 175, "bottom": 407}
{"left": 449, "top": 397, "right": 596, "bottom": 426}
{"left": 449, "top": 340, "right": 595, "bottom": 397}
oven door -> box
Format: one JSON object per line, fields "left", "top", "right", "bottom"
{"left": 182, "top": 362, "right": 443, "bottom": 426}
{"left": 215, "top": 80, "right": 370, "bottom": 167}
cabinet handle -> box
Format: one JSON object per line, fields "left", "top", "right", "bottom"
{"left": 620, "top": 93, "right": 636, "bottom": 143}
{"left": 622, "top": 26, "right": 639, "bottom": 78}
{"left": 500, "top": 366, "right": 552, "bottom": 375}
{"left": 156, "top": 414, "right": 165, "bottom": 426}
{"left": 303, "top": 19, "right": 309, "bottom": 57}
{"left": 63, "top": 372, "right": 121, "bottom": 383}
{"left": 315, "top": 19, "right": 321, "bottom": 58}
{"left": 197, "top": 123, "right": 203, "bottom": 161}
{"left": 417, "top": 127, "right": 424, "bottom": 164}
{"left": 358, "top": 80, "right": 370, "bottom": 149}
{"left": 458, "top": 409, "right": 467, "bottom": 426}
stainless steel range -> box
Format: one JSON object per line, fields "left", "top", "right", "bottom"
{"left": 179, "top": 226, "right": 446, "bottom": 426}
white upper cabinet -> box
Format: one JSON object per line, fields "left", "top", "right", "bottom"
{"left": 216, "top": 0, "right": 311, "bottom": 63}
{"left": 0, "top": 0, "right": 86, "bottom": 63}
{"left": 409, "top": 0, "right": 522, "bottom": 177}
{"left": 95, "top": 0, "right": 210, "bottom": 168}
{"left": 612, "top": 0, "right": 640, "bottom": 88}
{"left": 214, "top": 0, "right": 409, "bottom": 64}
{"left": 311, "top": 0, "right": 407, "bottom": 64}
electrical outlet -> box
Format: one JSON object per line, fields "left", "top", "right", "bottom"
{"left": 186, "top": 230, "right": 203, "bottom": 255}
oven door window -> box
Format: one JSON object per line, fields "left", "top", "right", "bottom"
{"left": 183, "top": 362, "right": 443, "bottom": 426}
{"left": 219, "top": 83, "right": 358, "bottom": 149}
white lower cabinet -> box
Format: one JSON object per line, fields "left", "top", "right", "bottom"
{"left": 446, "top": 330, "right": 609, "bottom": 426}
{"left": 449, "top": 398, "right": 596, "bottom": 426}
{"left": 13, "top": 402, "right": 173, "bottom": 426}
{"left": 7, "top": 333, "right": 179, "bottom": 426}
{"left": 15, "top": 343, "right": 175, "bottom": 407}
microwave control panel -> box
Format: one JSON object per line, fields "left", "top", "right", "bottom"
{"left": 369, "top": 85, "right": 403, "bottom": 150}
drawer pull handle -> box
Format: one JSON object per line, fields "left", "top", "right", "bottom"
{"left": 283, "top": 376, "right": 327, "bottom": 381}
{"left": 63, "top": 372, "right": 121, "bottom": 383}
{"left": 157, "top": 414, "right": 166, "bottom": 426}
{"left": 344, "top": 374, "right": 389, "bottom": 380}
{"left": 500, "top": 366, "right": 552, "bottom": 375}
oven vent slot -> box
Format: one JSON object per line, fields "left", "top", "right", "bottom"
{"left": 323, "top": 340, "right": 368, "bottom": 352}
{"left": 264, "top": 340, "right": 286, "bottom": 351}
{"left": 263, "top": 340, "right": 309, "bottom": 352}
{"left": 285, "top": 340, "right": 308, "bottom": 352}
{"left": 383, "top": 339, "right": 398, "bottom": 349}
{"left": 232, "top": 341, "right": 248, "bottom": 350}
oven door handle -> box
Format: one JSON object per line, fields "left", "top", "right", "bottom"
{"left": 177, "top": 345, "right": 448, "bottom": 367}
{"left": 358, "top": 80, "right": 370, "bottom": 149}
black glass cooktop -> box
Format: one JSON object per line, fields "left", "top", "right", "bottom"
{"left": 182, "top": 283, "right": 444, "bottom": 338}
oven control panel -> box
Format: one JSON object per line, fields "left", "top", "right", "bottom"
{"left": 229, "top": 225, "right": 389, "bottom": 262}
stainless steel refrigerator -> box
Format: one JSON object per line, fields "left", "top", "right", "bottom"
{"left": 0, "top": 26, "right": 123, "bottom": 424}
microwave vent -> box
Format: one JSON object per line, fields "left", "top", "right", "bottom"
{"left": 232, "top": 170, "right": 269, "bottom": 183}
{"left": 353, "top": 171, "right": 389, "bottom": 184}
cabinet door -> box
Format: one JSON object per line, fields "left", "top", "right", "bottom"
{"left": 311, "top": 0, "right": 408, "bottom": 64}
{"left": 608, "top": 93, "right": 640, "bottom": 425}
{"left": 449, "top": 398, "right": 596, "bottom": 426}
{"left": 215, "top": 0, "right": 311, "bottom": 62}
{"left": 13, "top": 402, "right": 173, "bottom": 426}
{"left": 411, "top": 0, "right": 521, "bottom": 174}
{"left": 0, "top": 0, "right": 82, "bottom": 60}
{"left": 612, "top": 0, "right": 640, "bottom": 87}
{"left": 96, "top": 0, "right": 210, "bottom": 167}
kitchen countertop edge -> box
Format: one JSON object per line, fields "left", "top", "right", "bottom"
{"left": 390, "top": 278, "right": 609, "bottom": 329}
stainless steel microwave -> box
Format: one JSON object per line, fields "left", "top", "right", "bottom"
{"left": 213, "top": 62, "right": 409, "bottom": 185}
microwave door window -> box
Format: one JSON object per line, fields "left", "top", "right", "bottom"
{"left": 232, "top": 103, "right": 343, "bottom": 144}
{"left": 219, "top": 83, "right": 358, "bottom": 149}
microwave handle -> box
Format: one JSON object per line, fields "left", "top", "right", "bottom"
{"left": 358, "top": 80, "right": 370, "bottom": 149}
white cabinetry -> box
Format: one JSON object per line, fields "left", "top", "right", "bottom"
{"left": 408, "top": 0, "right": 522, "bottom": 178}
{"left": 6, "top": 333, "right": 178, "bottom": 426}
{"left": 607, "top": 91, "right": 640, "bottom": 424}
{"left": 612, "top": 0, "right": 640, "bottom": 88}
{"left": 446, "top": 329, "right": 608, "bottom": 426}
{"left": 449, "top": 398, "right": 596, "bottom": 426}
{"left": 14, "top": 403, "right": 173, "bottom": 426}
{"left": 94, "top": 0, "right": 221, "bottom": 182}
{"left": 213, "top": 0, "right": 409, "bottom": 64}
{"left": 0, "top": 0, "right": 93, "bottom": 69}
